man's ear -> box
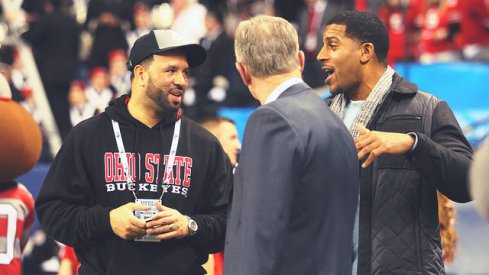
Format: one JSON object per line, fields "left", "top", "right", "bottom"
{"left": 360, "top": 42, "right": 375, "bottom": 64}
{"left": 133, "top": 64, "right": 147, "bottom": 87}
{"left": 235, "top": 62, "right": 251, "bottom": 86}
{"left": 298, "top": 50, "right": 305, "bottom": 73}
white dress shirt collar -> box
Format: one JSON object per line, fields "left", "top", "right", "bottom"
{"left": 264, "top": 78, "right": 304, "bottom": 104}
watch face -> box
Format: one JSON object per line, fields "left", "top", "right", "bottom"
{"left": 190, "top": 220, "right": 198, "bottom": 231}
{"left": 188, "top": 218, "right": 198, "bottom": 235}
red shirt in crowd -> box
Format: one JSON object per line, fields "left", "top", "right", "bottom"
{"left": 378, "top": 0, "right": 423, "bottom": 64}
{"left": 454, "top": 0, "right": 489, "bottom": 48}
{"left": 419, "top": 0, "right": 461, "bottom": 55}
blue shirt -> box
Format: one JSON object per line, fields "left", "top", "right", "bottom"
{"left": 343, "top": 100, "right": 364, "bottom": 275}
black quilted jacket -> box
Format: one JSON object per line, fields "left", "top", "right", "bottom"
{"left": 327, "top": 73, "right": 473, "bottom": 275}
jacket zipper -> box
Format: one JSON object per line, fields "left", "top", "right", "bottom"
{"left": 377, "top": 115, "right": 421, "bottom": 125}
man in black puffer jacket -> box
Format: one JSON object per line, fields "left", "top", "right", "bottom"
{"left": 317, "top": 11, "right": 472, "bottom": 275}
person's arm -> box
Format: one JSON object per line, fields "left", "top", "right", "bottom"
{"left": 188, "top": 140, "right": 234, "bottom": 253}
{"left": 405, "top": 101, "right": 473, "bottom": 202}
{"left": 224, "top": 107, "right": 299, "bottom": 274}
{"left": 146, "top": 137, "right": 234, "bottom": 252}
{"left": 355, "top": 101, "right": 472, "bottom": 202}
{"left": 35, "top": 127, "right": 114, "bottom": 248}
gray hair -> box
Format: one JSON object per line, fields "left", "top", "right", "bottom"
{"left": 234, "top": 15, "right": 299, "bottom": 77}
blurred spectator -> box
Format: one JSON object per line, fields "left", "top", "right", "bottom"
{"left": 57, "top": 246, "right": 79, "bottom": 275}
{"left": 23, "top": 229, "right": 61, "bottom": 275}
{"left": 200, "top": 117, "right": 241, "bottom": 168}
{"left": 0, "top": 45, "right": 24, "bottom": 102}
{"left": 454, "top": 0, "right": 489, "bottom": 61}
{"left": 86, "top": 11, "right": 129, "bottom": 69}
{"left": 68, "top": 80, "right": 95, "bottom": 127}
{"left": 170, "top": 0, "right": 207, "bottom": 43}
{"left": 248, "top": 0, "right": 275, "bottom": 15}
{"left": 356, "top": 0, "right": 368, "bottom": 10}
{"left": 126, "top": 2, "right": 153, "bottom": 47}
{"left": 19, "top": 87, "right": 42, "bottom": 124}
{"left": 298, "top": 0, "right": 350, "bottom": 88}
{"left": 18, "top": 85, "right": 53, "bottom": 162}
{"left": 218, "top": 2, "right": 259, "bottom": 109}
{"left": 222, "top": 70, "right": 258, "bottom": 108}
{"left": 378, "top": 0, "right": 423, "bottom": 64}
{"left": 107, "top": 49, "right": 131, "bottom": 97}
{"left": 186, "top": 8, "right": 234, "bottom": 121}
{"left": 225, "top": 1, "right": 271, "bottom": 38}
{"left": 84, "top": 0, "right": 134, "bottom": 30}
{"left": 85, "top": 67, "right": 114, "bottom": 114}
{"left": 355, "top": 0, "right": 385, "bottom": 13}
{"left": 20, "top": 0, "right": 80, "bottom": 139}
{"left": 418, "top": 0, "right": 461, "bottom": 63}
{"left": 334, "top": 0, "right": 355, "bottom": 10}
{"left": 274, "top": 0, "right": 306, "bottom": 24}
{"left": 21, "top": 0, "right": 46, "bottom": 21}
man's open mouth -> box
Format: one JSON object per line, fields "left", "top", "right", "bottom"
{"left": 323, "top": 68, "right": 334, "bottom": 78}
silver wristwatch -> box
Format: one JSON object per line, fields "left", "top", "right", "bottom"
{"left": 186, "top": 216, "right": 198, "bottom": 236}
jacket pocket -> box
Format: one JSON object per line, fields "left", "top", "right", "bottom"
{"left": 376, "top": 115, "right": 422, "bottom": 169}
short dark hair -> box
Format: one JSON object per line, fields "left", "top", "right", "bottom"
{"left": 130, "top": 55, "right": 153, "bottom": 81}
{"left": 326, "top": 11, "right": 389, "bottom": 64}
{"left": 139, "top": 55, "right": 154, "bottom": 70}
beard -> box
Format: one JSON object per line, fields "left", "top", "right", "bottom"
{"left": 146, "top": 75, "right": 181, "bottom": 114}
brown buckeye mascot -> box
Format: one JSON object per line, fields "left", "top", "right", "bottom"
{"left": 0, "top": 74, "right": 41, "bottom": 275}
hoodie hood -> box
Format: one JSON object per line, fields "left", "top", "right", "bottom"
{"left": 105, "top": 95, "right": 183, "bottom": 129}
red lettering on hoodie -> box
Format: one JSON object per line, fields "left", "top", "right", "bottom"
{"left": 131, "top": 153, "right": 137, "bottom": 182}
{"left": 174, "top": 156, "right": 183, "bottom": 185}
{"left": 105, "top": 153, "right": 114, "bottom": 182}
{"left": 114, "top": 153, "right": 125, "bottom": 181}
{"left": 144, "top": 153, "right": 155, "bottom": 182}
{"left": 145, "top": 153, "right": 159, "bottom": 183}
{"left": 183, "top": 157, "right": 192, "bottom": 187}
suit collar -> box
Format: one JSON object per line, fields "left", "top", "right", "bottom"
{"left": 265, "top": 78, "right": 304, "bottom": 104}
{"left": 277, "top": 82, "right": 312, "bottom": 99}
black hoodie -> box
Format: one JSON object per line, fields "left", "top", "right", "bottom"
{"left": 35, "top": 96, "right": 233, "bottom": 275}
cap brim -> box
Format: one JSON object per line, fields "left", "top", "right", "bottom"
{"left": 154, "top": 44, "right": 207, "bottom": 68}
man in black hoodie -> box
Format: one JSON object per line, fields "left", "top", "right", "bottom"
{"left": 35, "top": 30, "right": 233, "bottom": 275}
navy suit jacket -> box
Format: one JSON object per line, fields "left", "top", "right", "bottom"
{"left": 224, "top": 82, "right": 359, "bottom": 275}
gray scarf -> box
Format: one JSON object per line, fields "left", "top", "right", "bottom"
{"left": 329, "top": 66, "right": 395, "bottom": 138}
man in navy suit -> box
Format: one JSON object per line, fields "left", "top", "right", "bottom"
{"left": 223, "top": 15, "right": 359, "bottom": 275}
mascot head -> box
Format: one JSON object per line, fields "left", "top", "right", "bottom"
{"left": 0, "top": 74, "right": 42, "bottom": 183}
